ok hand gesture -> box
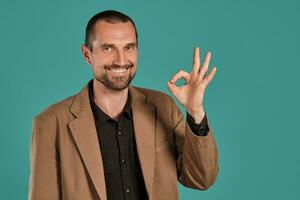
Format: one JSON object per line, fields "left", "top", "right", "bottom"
{"left": 167, "top": 47, "right": 217, "bottom": 123}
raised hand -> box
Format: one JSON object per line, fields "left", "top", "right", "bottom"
{"left": 167, "top": 47, "right": 217, "bottom": 123}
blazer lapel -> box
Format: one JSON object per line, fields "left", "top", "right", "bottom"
{"left": 129, "top": 86, "right": 156, "bottom": 197}
{"left": 68, "top": 84, "right": 107, "bottom": 200}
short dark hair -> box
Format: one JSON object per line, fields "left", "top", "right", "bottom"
{"left": 84, "top": 10, "right": 138, "bottom": 50}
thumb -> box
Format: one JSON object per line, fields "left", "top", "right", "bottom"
{"left": 167, "top": 80, "right": 179, "bottom": 95}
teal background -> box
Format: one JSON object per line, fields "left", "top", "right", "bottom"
{"left": 1, "top": 0, "right": 299, "bottom": 199}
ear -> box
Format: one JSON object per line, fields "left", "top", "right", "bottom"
{"left": 81, "top": 44, "right": 92, "bottom": 65}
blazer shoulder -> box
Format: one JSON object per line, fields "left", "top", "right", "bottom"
{"left": 33, "top": 95, "right": 76, "bottom": 123}
{"left": 132, "top": 86, "right": 174, "bottom": 104}
{"left": 132, "top": 86, "right": 180, "bottom": 123}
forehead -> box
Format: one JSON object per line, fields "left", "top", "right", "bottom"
{"left": 93, "top": 20, "right": 136, "bottom": 45}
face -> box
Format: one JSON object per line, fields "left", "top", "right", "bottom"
{"left": 81, "top": 21, "right": 138, "bottom": 91}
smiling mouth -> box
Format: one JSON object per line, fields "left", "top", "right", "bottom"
{"left": 108, "top": 68, "right": 128, "bottom": 73}
{"left": 105, "top": 66, "right": 131, "bottom": 74}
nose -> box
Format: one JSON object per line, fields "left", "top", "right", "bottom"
{"left": 114, "top": 49, "right": 126, "bottom": 66}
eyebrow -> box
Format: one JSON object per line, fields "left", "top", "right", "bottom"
{"left": 97, "top": 42, "right": 137, "bottom": 48}
{"left": 125, "top": 42, "right": 137, "bottom": 47}
{"left": 99, "top": 43, "right": 114, "bottom": 48}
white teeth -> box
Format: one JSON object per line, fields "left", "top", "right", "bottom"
{"left": 111, "top": 68, "right": 127, "bottom": 73}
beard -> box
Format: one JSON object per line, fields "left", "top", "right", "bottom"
{"left": 95, "top": 63, "right": 136, "bottom": 91}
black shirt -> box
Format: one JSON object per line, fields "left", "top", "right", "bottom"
{"left": 88, "top": 81, "right": 208, "bottom": 200}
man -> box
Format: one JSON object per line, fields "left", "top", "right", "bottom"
{"left": 28, "top": 10, "right": 218, "bottom": 200}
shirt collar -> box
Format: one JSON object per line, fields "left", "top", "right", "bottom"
{"left": 88, "top": 80, "right": 132, "bottom": 124}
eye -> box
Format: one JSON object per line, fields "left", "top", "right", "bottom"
{"left": 125, "top": 45, "right": 135, "bottom": 51}
{"left": 102, "top": 46, "right": 112, "bottom": 53}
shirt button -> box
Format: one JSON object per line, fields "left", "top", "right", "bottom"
{"left": 126, "top": 188, "right": 130, "bottom": 193}
{"left": 122, "top": 159, "right": 126, "bottom": 163}
{"left": 118, "top": 131, "right": 122, "bottom": 136}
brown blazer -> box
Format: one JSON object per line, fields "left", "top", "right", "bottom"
{"left": 28, "top": 81, "right": 218, "bottom": 200}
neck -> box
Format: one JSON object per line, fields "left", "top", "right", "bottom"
{"left": 93, "top": 78, "right": 129, "bottom": 120}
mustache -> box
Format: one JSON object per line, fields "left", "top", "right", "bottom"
{"left": 104, "top": 63, "right": 134, "bottom": 70}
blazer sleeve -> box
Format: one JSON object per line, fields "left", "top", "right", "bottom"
{"left": 28, "top": 114, "right": 61, "bottom": 200}
{"left": 171, "top": 98, "right": 219, "bottom": 190}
